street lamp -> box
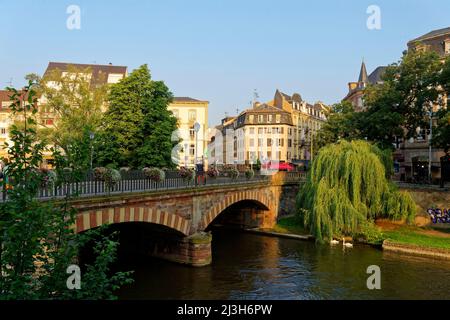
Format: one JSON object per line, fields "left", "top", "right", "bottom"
{"left": 89, "top": 132, "right": 95, "bottom": 172}
{"left": 193, "top": 122, "right": 201, "bottom": 186}
{"left": 194, "top": 121, "right": 201, "bottom": 168}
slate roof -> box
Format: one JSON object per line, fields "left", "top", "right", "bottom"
{"left": 172, "top": 97, "right": 208, "bottom": 103}
{"left": 368, "top": 66, "right": 387, "bottom": 84}
{"left": 358, "top": 61, "right": 368, "bottom": 83}
{"left": 408, "top": 27, "right": 450, "bottom": 44}
{"left": 43, "top": 62, "right": 127, "bottom": 86}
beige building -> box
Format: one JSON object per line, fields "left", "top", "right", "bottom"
{"left": 234, "top": 103, "right": 294, "bottom": 164}
{"left": 0, "top": 90, "right": 15, "bottom": 159}
{"left": 168, "top": 97, "right": 209, "bottom": 168}
{"left": 208, "top": 116, "right": 236, "bottom": 166}
{"left": 208, "top": 90, "right": 328, "bottom": 167}
{"left": 268, "top": 90, "right": 328, "bottom": 160}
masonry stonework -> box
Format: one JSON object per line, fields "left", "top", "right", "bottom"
{"left": 71, "top": 172, "right": 301, "bottom": 266}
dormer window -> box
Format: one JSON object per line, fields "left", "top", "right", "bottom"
{"left": 445, "top": 40, "right": 450, "bottom": 55}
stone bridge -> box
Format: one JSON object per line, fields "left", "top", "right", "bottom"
{"left": 70, "top": 172, "right": 304, "bottom": 266}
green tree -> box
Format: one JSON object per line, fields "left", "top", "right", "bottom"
{"left": 362, "top": 50, "right": 443, "bottom": 147}
{"left": 97, "top": 65, "right": 178, "bottom": 168}
{"left": 38, "top": 65, "right": 107, "bottom": 173}
{"left": 137, "top": 80, "right": 178, "bottom": 168}
{"left": 433, "top": 108, "right": 450, "bottom": 153}
{"left": 314, "top": 101, "right": 363, "bottom": 149}
{"left": 433, "top": 57, "right": 450, "bottom": 153}
{"left": 25, "top": 73, "right": 41, "bottom": 84}
{"left": 297, "top": 140, "right": 416, "bottom": 243}
{"left": 0, "top": 82, "right": 132, "bottom": 299}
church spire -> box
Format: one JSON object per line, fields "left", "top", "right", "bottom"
{"left": 358, "top": 59, "right": 368, "bottom": 84}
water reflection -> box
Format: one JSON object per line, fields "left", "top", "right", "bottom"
{"left": 117, "top": 228, "right": 450, "bottom": 300}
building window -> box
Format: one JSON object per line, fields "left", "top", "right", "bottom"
{"left": 445, "top": 40, "right": 450, "bottom": 55}
{"left": 258, "top": 128, "right": 263, "bottom": 135}
{"left": 172, "top": 109, "right": 179, "bottom": 119}
{"left": 190, "top": 126, "right": 195, "bottom": 139}
{"left": 1, "top": 128, "right": 6, "bottom": 135}
{"left": 268, "top": 114, "right": 273, "bottom": 122}
{"left": 249, "top": 115, "right": 254, "bottom": 123}
{"left": 189, "top": 144, "right": 195, "bottom": 156}
{"left": 288, "top": 139, "right": 292, "bottom": 147}
{"left": 267, "top": 138, "right": 272, "bottom": 147}
{"left": 258, "top": 138, "right": 263, "bottom": 147}
{"left": 188, "top": 110, "right": 197, "bottom": 122}
{"left": 276, "top": 114, "right": 281, "bottom": 123}
{"left": 249, "top": 127, "right": 255, "bottom": 134}
{"left": 258, "top": 115, "right": 264, "bottom": 123}
{"left": 250, "top": 139, "right": 255, "bottom": 147}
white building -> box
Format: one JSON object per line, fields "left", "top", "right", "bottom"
{"left": 168, "top": 97, "right": 209, "bottom": 168}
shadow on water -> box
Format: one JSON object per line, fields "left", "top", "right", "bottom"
{"left": 115, "top": 228, "right": 450, "bottom": 300}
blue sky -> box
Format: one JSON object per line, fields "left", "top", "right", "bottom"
{"left": 1, "top": 0, "right": 449, "bottom": 125}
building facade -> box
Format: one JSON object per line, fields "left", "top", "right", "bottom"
{"left": 344, "top": 27, "right": 450, "bottom": 182}
{"left": 0, "top": 90, "right": 14, "bottom": 159}
{"left": 402, "top": 27, "right": 450, "bottom": 182}
{"left": 268, "top": 90, "right": 328, "bottom": 161}
{"left": 343, "top": 61, "right": 387, "bottom": 111}
{"left": 208, "top": 90, "right": 328, "bottom": 167}
{"left": 168, "top": 97, "right": 209, "bottom": 168}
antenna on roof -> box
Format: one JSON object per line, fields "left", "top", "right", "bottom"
{"left": 6, "top": 78, "right": 13, "bottom": 87}
{"left": 253, "top": 89, "right": 259, "bottom": 104}
{"left": 236, "top": 108, "right": 240, "bottom": 115}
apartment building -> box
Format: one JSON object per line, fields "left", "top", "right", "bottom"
{"left": 168, "top": 97, "right": 209, "bottom": 168}
{"left": 268, "top": 90, "right": 328, "bottom": 161}
{"left": 344, "top": 27, "right": 450, "bottom": 182}
{"left": 0, "top": 90, "right": 14, "bottom": 159}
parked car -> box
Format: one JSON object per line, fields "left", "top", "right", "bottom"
{"left": 261, "top": 161, "right": 295, "bottom": 171}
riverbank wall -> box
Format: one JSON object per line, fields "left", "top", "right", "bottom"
{"left": 382, "top": 240, "right": 450, "bottom": 260}
{"left": 399, "top": 186, "right": 450, "bottom": 227}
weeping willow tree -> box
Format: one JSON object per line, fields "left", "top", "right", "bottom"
{"left": 297, "top": 140, "right": 416, "bottom": 242}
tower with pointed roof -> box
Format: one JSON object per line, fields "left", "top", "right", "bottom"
{"left": 344, "top": 60, "right": 387, "bottom": 111}
{"left": 358, "top": 60, "right": 368, "bottom": 87}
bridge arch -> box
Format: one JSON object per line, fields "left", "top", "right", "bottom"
{"left": 75, "top": 207, "right": 191, "bottom": 236}
{"left": 201, "top": 190, "right": 272, "bottom": 229}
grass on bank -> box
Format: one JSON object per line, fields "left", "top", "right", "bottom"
{"left": 382, "top": 226, "right": 450, "bottom": 251}
{"left": 274, "top": 216, "right": 450, "bottom": 251}
{"left": 272, "top": 216, "right": 310, "bottom": 236}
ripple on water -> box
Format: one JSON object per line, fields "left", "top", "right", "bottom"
{"left": 117, "top": 230, "right": 450, "bottom": 300}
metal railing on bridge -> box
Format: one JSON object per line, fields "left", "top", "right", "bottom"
{"left": 0, "top": 170, "right": 306, "bottom": 202}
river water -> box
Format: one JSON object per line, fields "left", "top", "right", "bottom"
{"left": 117, "top": 228, "right": 450, "bottom": 300}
